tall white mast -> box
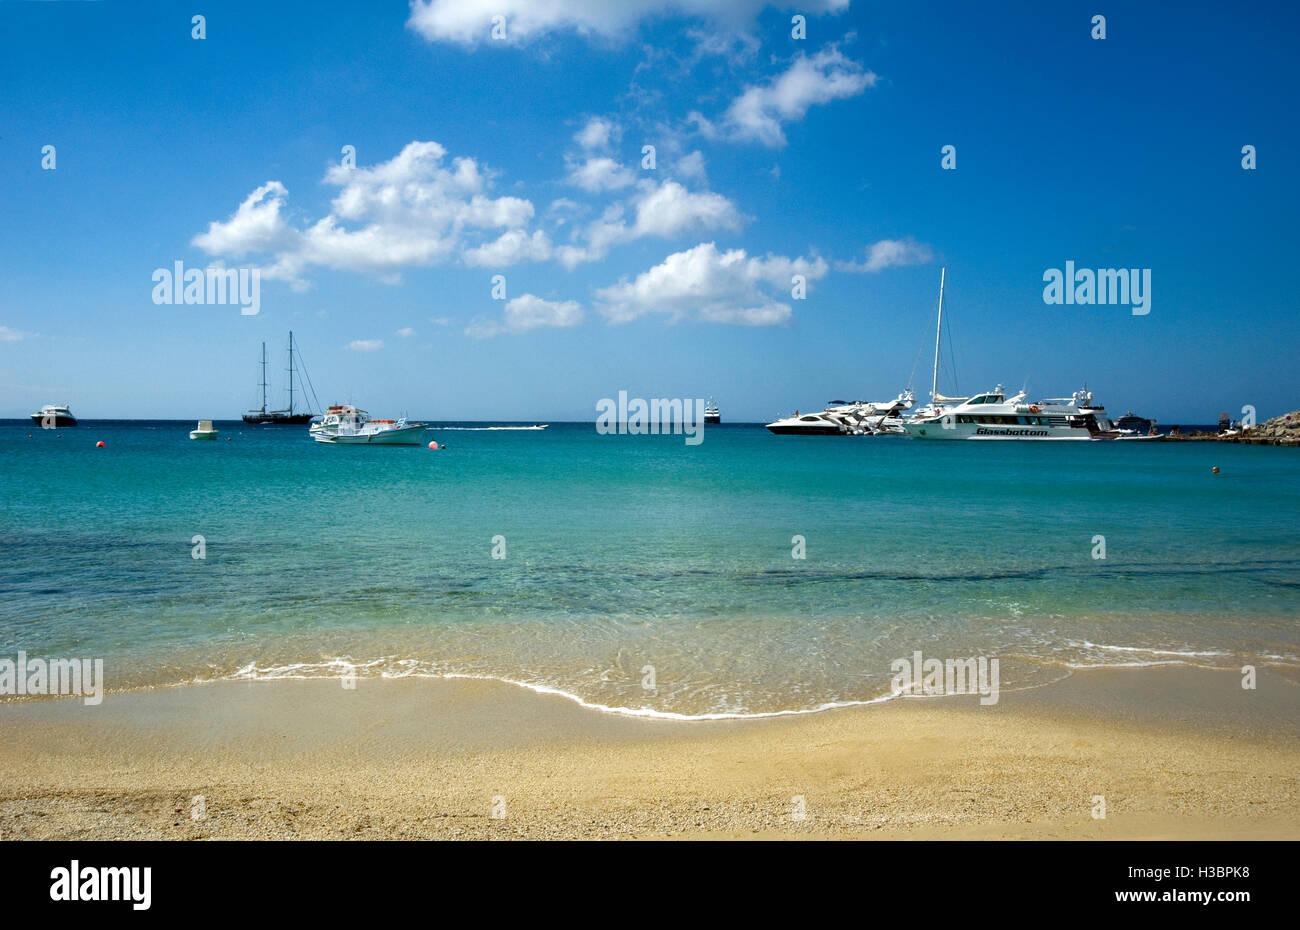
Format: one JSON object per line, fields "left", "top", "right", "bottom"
{"left": 931, "top": 266, "right": 946, "bottom": 402}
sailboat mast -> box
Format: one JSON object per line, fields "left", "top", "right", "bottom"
{"left": 931, "top": 266, "right": 946, "bottom": 401}
{"left": 259, "top": 342, "right": 268, "bottom": 413}
{"left": 287, "top": 331, "right": 295, "bottom": 416}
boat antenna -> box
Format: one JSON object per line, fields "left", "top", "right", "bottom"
{"left": 931, "top": 266, "right": 945, "bottom": 401}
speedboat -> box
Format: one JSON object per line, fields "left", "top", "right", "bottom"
{"left": 30, "top": 404, "right": 77, "bottom": 427}
{"left": 765, "top": 411, "right": 849, "bottom": 435}
{"left": 189, "top": 419, "right": 219, "bottom": 440}
{"left": 766, "top": 390, "right": 914, "bottom": 436}
{"left": 310, "top": 405, "right": 426, "bottom": 444}
{"left": 902, "top": 385, "right": 1161, "bottom": 441}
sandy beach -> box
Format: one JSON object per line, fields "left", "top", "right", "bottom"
{"left": 2, "top": 666, "right": 1296, "bottom": 840}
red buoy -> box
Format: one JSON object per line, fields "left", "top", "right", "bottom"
{"left": 96, "top": 441, "right": 105, "bottom": 448}
{"left": 428, "top": 441, "right": 439, "bottom": 450}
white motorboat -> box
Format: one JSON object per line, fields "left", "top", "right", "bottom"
{"left": 310, "top": 405, "right": 426, "bottom": 445}
{"left": 902, "top": 385, "right": 1161, "bottom": 441}
{"left": 766, "top": 390, "right": 914, "bottom": 436}
{"left": 765, "top": 411, "right": 851, "bottom": 435}
{"left": 189, "top": 419, "right": 219, "bottom": 440}
{"left": 30, "top": 403, "right": 77, "bottom": 427}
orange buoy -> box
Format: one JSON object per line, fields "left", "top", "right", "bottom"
{"left": 96, "top": 441, "right": 105, "bottom": 448}
{"left": 1212, "top": 466, "right": 1220, "bottom": 474}
{"left": 428, "top": 441, "right": 439, "bottom": 450}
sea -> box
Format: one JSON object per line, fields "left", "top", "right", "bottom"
{"left": 2, "top": 419, "right": 1298, "bottom": 718}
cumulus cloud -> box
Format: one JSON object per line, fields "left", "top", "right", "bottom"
{"left": 566, "top": 156, "right": 636, "bottom": 193}
{"left": 675, "top": 150, "right": 707, "bottom": 182}
{"left": 193, "top": 181, "right": 296, "bottom": 258}
{"left": 595, "top": 241, "right": 827, "bottom": 325}
{"left": 575, "top": 117, "right": 621, "bottom": 151}
{"left": 407, "top": 0, "right": 850, "bottom": 47}
{"left": 346, "top": 339, "right": 384, "bottom": 351}
{"left": 836, "top": 238, "right": 934, "bottom": 273}
{"left": 466, "top": 294, "right": 584, "bottom": 338}
{"left": 556, "top": 180, "right": 746, "bottom": 268}
{"left": 695, "top": 47, "right": 876, "bottom": 147}
{"left": 193, "top": 141, "right": 546, "bottom": 285}
{"left": 463, "top": 228, "right": 554, "bottom": 266}
{"left": 396, "top": 327, "right": 416, "bottom": 338}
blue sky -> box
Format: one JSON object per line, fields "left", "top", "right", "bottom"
{"left": 2, "top": 0, "right": 1297, "bottom": 422}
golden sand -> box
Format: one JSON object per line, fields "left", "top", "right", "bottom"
{"left": 1, "top": 667, "right": 1296, "bottom": 840}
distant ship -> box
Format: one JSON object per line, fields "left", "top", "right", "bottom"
{"left": 242, "top": 332, "right": 317, "bottom": 425}
{"left": 705, "top": 398, "right": 721, "bottom": 424}
{"left": 30, "top": 403, "right": 77, "bottom": 427}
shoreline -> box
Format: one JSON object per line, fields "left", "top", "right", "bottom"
{"left": 2, "top": 665, "right": 1296, "bottom": 840}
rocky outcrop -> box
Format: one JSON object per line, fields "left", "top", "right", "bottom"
{"left": 1230, "top": 410, "right": 1300, "bottom": 445}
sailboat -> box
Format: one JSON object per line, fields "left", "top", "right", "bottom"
{"left": 242, "top": 332, "right": 318, "bottom": 425}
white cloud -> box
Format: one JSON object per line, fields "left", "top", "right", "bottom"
{"left": 463, "top": 228, "right": 554, "bottom": 266}
{"left": 566, "top": 156, "right": 636, "bottom": 193}
{"left": 706, "top": 47, "right": 876, "bottom": 147}
{"left": 557, "top": 180, "right": 746, "bottom": 268}
{"left": 396, "top": 327, "right": 416, "bottom": 338}
{"left": 675, "top": 150, "right": 707, "bottom": 182}
{"left": 836, "top": 238, "right": 934, "bottom": 273}
{"left": 346, "top": 339, "right": 384, "bottom": 351}
{"left": 575, "top": 117, "right": 621, "bottom": 151}
{"left": 193, "top": 181, "right": 296, "bottom": 258}
{"left": 194, "top": 142, "right": 545, "bottom": 284}
{"left": 0, "top": 326, "right": 28, "bottom": 342}
{"left": 595, "top": 241, "right": 827, "bottom": 325}
{"left": 466, "top": 294, "right": 584, "bottom": 338}
{"left": 408, "top": 1, "right": 850, "bottom": 47}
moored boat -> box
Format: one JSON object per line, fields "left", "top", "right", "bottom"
{"left": 310, "top": 405, "right": 426, "bottom": 445}
{"left": 30, "top": 404, "right": 77, "bottom": 427}
{"left": 189, "top": 419, "right": 219, "bottom": 440}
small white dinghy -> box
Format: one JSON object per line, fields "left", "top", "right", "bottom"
{"left": 189, "top": 419, "right": 219, "bottom": 440}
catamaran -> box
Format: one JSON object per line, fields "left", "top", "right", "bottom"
{"left": 310, "top": 405, "right": 426, "bottom": 445}
{"left": 243, "top": 332, "right": 318, "bottom": 425}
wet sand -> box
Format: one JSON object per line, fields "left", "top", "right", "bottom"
{"left": 1, "top": 666, "right": 1297, "bottom": 840}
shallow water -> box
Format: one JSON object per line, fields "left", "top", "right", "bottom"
{"left": 1, "top": 419, "right": 1297, "bottom": 716}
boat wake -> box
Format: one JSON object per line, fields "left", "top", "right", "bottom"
{"left": 433, "top": 425, "right": 548, "bottom": 431}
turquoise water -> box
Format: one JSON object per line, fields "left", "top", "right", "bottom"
{"left": 2, "top": 419, "right": 1298, "bottom": 716}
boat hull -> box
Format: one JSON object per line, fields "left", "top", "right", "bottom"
{"left": 313, "top": 424, "right": 427, "bottom": 445}
{"left": 189, "top": 431, "right": 219, "bottom": 440}
{"left": 243, "top": 412, "right": 315, "bottom": 425}
{"left": 30, "top": 414, "right": 77, "bottom": 427}
{"left": 766, "top": 424, "right": 846, "bottom": 436}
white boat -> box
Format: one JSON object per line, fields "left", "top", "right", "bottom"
{"left": 902, "top": 385, "right": 1160, "bottom": 441}
{"left": 766, "top": 391, "right": 914, "bottom": 436}
{"left": 310, "top": 405, "right": 426, "bottom": 445}
{"left": 189, "top": 419, "right": 219, "bottom": 440}
{"left": 30, "top": 403, "right": 77, "bottom": 427}
{"left": 704, "top": 399, "right": 721, "bottom": 424}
